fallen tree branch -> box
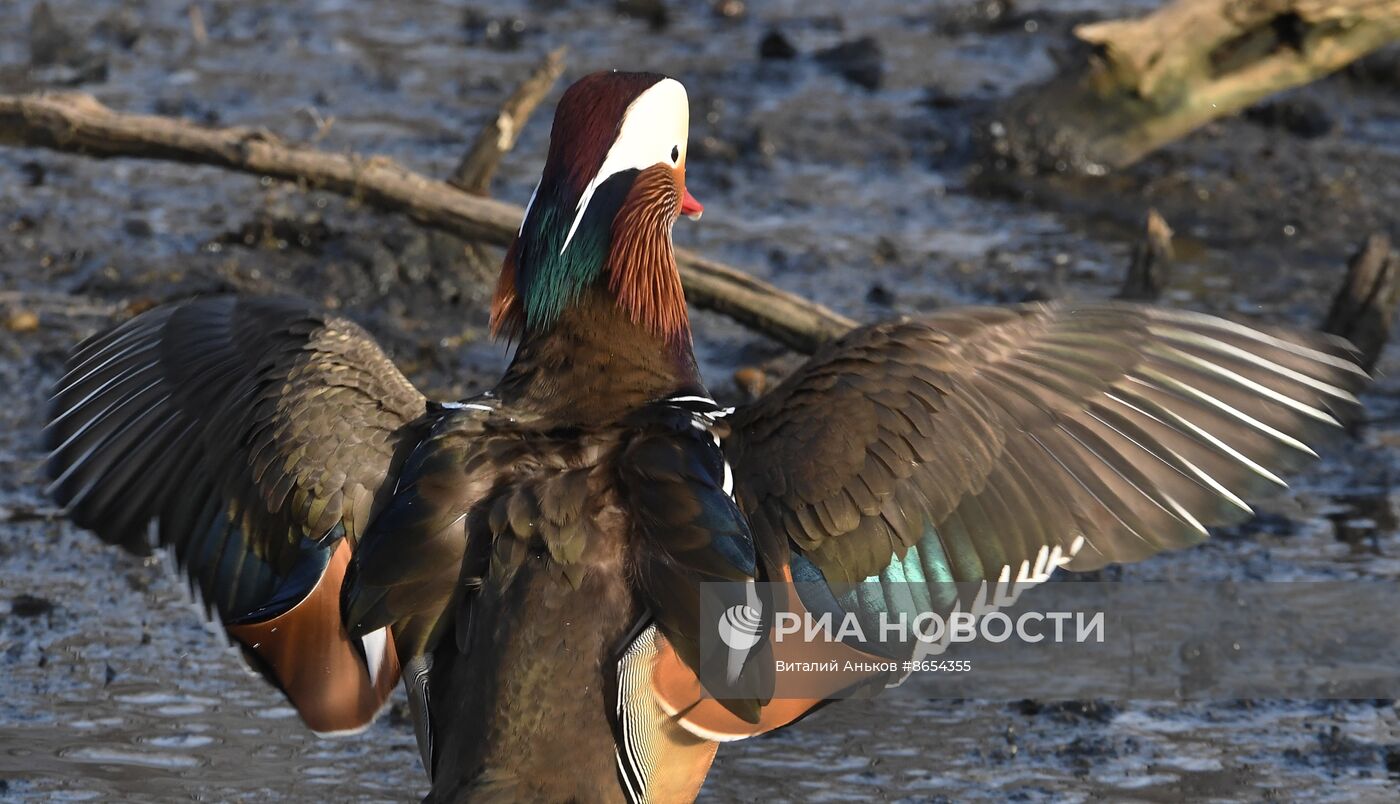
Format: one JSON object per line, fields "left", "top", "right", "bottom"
{"left": 0, "top": 92, "right": 855, "bottom": 353}
{"left": 450, "top": 47, "right": 567, "bottom": 195}
{"left": 993, "top": 0, "right": 1400, "bottom": 172}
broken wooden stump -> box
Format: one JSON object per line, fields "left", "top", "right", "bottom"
{"left": 1117, "top": 208, "right": 1175, "bottom": 301}
{"left": 989, "top": 0, "right": 1400, "bottom": 173}
{"left": 1322, "top": 233, "right": 1400, "bottom": 373}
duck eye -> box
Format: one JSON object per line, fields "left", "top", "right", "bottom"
{"left": 670, "top": 145, "right": 680, "bottom": 163}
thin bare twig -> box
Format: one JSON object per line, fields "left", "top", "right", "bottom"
{"left": 0, "top": 504, "right": 66, "bottom": 523}
{"left": 435, "top": 48, "right": 569, "bottom": 292}
{"left": 0, "top": 290, "right": 124, "bottom": 317}
{"left": 450, "top": 47, "right": 567, "bottom": 196}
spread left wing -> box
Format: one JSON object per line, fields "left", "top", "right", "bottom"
{"left": 45, "top": 296, "right": 429, "bottom": 733}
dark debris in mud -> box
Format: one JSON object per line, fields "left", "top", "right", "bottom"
{"left": 213, "top": 211, "right": 336, "bottom": 255}
{"left": 1347, "top": 44, "right": 1400, "bottom": 90}
{"left": 9, "top": 594, "right": 57, "bottom": 619}
{"left": 26, "top": 0, "right": 110, "bottom": 86}
{"left": 613, "top": 0, "right": 671, "bottom": 33}
{"left": 1015, "top": 699, "right": 1119, "bottom": 724}
{"left": 758, "top": 30, "right": 797, "bottom": 61}
{"left": 815, "top": 36, "right": 885, "bottom": 91}
{"left": 1244, "top": 95, "right": 1336, "bottom": 140}
{"left": 1286, "top": 725, "right": 1400, "bottom": 775}
{"left": 461, "top": 7, "right": 533, "bottom": 52}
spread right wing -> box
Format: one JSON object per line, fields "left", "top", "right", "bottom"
{"left": 729, "top": 304, "right": 1367, "bottom": 585}
{"left": 659, "top": 302, "right": 1369, "bottom": 741}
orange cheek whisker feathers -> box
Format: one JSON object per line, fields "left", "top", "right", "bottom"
{"left": 607, "top": 165, "right": 691, "bottom": 342}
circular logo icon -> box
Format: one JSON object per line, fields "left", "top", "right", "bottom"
{"left": 717, "top": 603, "right": 763, "bottom": 651}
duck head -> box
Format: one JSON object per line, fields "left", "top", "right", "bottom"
{"left": 491, "top": 71, "right": 703, "bottom": 344}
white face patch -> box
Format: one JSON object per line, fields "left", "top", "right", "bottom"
{"left": 560, "top": 77, "right": 690, "bottom": 254}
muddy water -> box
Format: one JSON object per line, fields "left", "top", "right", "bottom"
{"left": 2, "top": 0, "right": 1399, "bottom": 800}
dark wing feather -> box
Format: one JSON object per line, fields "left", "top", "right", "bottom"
{"left": 44, "top": 296, "right": 428, "bottom": 733}
{"left": 729, "top": 300, "right": 1366, "bottom": 592}
{"left": 342, "top": 402, "right": 498, "bottom": 660}
{"left": 617, "top": 403, "right": 768, "bottom": 721}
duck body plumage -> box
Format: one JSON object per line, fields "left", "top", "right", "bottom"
{"left": 41, "top": 71, "right": 1372, "bottom": 803}
{"left": 362, "top": 395, "right": 736, "bottom": 802}
{"left": 44, "top": 292, "right": 1367, "bottom": 802}
{"left": 344, "top": 387, "right": 748, "bottom": 801}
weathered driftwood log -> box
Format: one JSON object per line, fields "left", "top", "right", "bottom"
{"left": 449, "top": 47, "right": 567, "bottom": 196}
{"left": 1322, "top": 233, "right": 1399, "bottom": 372}
{"left": 0, "top": 92, "right": 855, "bottom": 353}
{"left": 992, "top": 0, "right": 1400, "bottom": 172}
{"left": 1117, "top": 208, "right": 1175, "bottom": 301}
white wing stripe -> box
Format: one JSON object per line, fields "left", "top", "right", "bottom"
{"left": 1084, "top": 406, "right": 1253, "bottom": 516}
{"left": 1148, "top": 326, "right": 1360, "bottom": 402}
{"left": 1145, "top": 343, "right": 1340, "bottom": 425}
{"left": 360, "top": 628, "right": 388, "bottom": 688}
{"left": 1104, "top": 391, "right": 1286, "bottom": 486}
{"left": 46, "top": 387, "right": 172, "bottom": 493}
{"left": 667, "top": 395, "right": 719, "bottom": 406}
{"left": 50, "top": 344, "right": 161, "bottom": 423}
{"left": 911, "top": 536, "right": 1084, "bottom": 661}
{"left": 1153, "top": 309, "right": 1366, "bottom": 375}
{"left": 53, "top": 328, "right": 158, "bottom": 394}
{"left": 1130, "top": 371, "right": 1316, "bottom": 457}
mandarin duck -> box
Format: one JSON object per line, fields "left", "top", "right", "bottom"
{"left": 45, "top": 71, "right": 1368, "bottom": 802}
